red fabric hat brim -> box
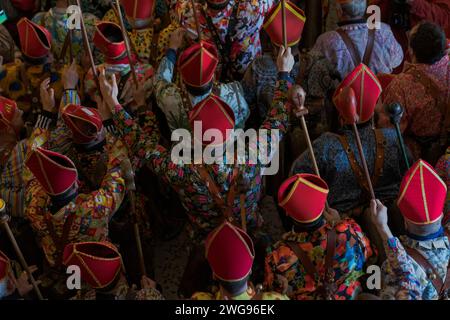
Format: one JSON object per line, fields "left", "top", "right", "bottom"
{"left": 17, "top": 18, "right": 51, "bottom": 59}
{"left": 25, "top": 147, "right": 78, "bottom": 196}
{"left": 0, "top": 250, "right": 10, "bottom": 282}
{"left": 278, "top": 174, "right": 329, "bottom": 223}
{"left": 333, "top": 64, "right": 382, "bottom": 124}
{"left": 397, "top": 160, "right": 447, "bottom": 225}
{"left": 122, "top": 0, "right": 156, "bottom": 21}
{"left": 62, "top": 105, "right": 103, "bottom": 144}
{"left": 93, "top": 22, "right": 127, "bottom": 62}
{"left": 263, "top": 1, "right": 306, "bottom": 47}
{"left": 205, "top": 222, "right": 255, "bottom": 282}
{"left": 63, "top": 242, "right": 122, "bottom": 289}
{"left": 179, "top": 41, "right": 219, "bottom": 88}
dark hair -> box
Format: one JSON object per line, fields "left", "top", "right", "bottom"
{"left": 23, "top": 54, "right": 48, "bottom": 65}
{"left": 410, "top": 22, "right": 446, "bottom": 65}
{"left": 292, "top": 215, "right": 325, "bottom": 233}
{"left": 185, "top": 81, "right": 214, "bottom": 96}
{"left": 218, "top": 275, "right": 250, "bottom": 296}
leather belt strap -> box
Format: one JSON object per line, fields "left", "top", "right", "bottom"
{"left": 150, "top": 31, "right": 161, "bottom": 67}
{"left": 195, "top": 161, "right": 241, "bottom": 225}
{"left": 286, "top": 228, "right": 337, "bottom": 300}
{"left": 336, "top": 130, "right": 385, "bottom": 199}
{"left": 44, "top": 211, "right": 76, "bottom": 269}
{"left": 336, "top": 28, "right": 376, "bottom": 68}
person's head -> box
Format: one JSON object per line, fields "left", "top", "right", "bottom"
{"left": 278, "top": 174, "right": 329, "bottom": 231}
{"left": 189, "top": 94, "right": 235, "bottom": 148}
{"left": 398, "top": 160, "right": 447, "bottom": 237}
{"left": 122, "top": 0, "right": 155, "bottom": 30}
{"left": 93, "top": 22, "right": 131, "bottom": 65}
{"left": 206, "top": 222, "right": 255, "bottom": 296}
{"left": 63, "top": 241, "right": 123, "bottom": 291}
{"left": 0, "top": 97, "right": 24, "bottom": 138}
{"left": 179, "top": 41, "right": 219, "bottom": 96}
{"left": 409, "top": 22, "right": 446, "bottom": 65}
{"left": 62, "top": 104, "right": 105, "bottom": 147}
{"left": 25, "top": 147, "right": 79, "bottom": 201}
{"left": 263, "top": 1, "right": 306, "bottom": 55}
{"left": 336, "top": 0, "right": 367, "bottom": 21}
{"left": 206, "top": 0, "right": 231, "bottom": 11}
{"left": 0, "top": 25, "right": 16, "bottom": 65}
{"left": 17, "top": 18, "right": 52, "bottom": 62}
{"left": 333, "top": 64, "right": 382, "bottom": 127}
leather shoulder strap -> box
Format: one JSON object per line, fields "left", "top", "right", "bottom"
{"left": 286, "top": 241, "right": 318, "bottom": 281}
{"left": 324, "top": 229, "right": 337, "bottom": 283}
{"left": 336, "top": 28, "right": 360, "bottom": 67}
{"left": 404, "top": 246, "right": 444, "bottom": 295}
{"left": 45, "top": 211, "right": 76, "bottom": 268}
{"left": 336, "top": 134, "right": 371, "bottom": 195}
{"left": 362, "top": 29, "right": 376, "bottom": 66}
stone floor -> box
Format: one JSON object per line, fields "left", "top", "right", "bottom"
{"left": 152, "top": 195, "right": 286, "bottom": 300}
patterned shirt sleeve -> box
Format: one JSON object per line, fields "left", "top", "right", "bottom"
{"left": 89, "top": 134, "right": 127, "bottom": 220}
{"left": 380, "top": 237, "right": 422, "bottom": 300}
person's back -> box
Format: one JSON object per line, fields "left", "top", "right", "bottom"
{"left": 382, "top": 22, "right": 449, "bottom": 163}
{"left": 313, "top": 0, "right": 403, "bottom": 80}
{"left": 292, "top": 124, "right": 408, "bottom": 214}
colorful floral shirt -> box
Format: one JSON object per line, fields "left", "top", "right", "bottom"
{"left": 381, "top": 235, "right": 450, "bottom": 300}
{"left": 112, "top": 77, "right": 292, "bottom": 242}
{"left": 264, "top": 218, "right": 374, "bottom": 300}
{"left": 291, "top": 124, "right": 410, "bottom": 214}
{"left": 175, "top": 0, "right": 276, "bottom": 75}
{"left": 381, "top": 55, "right": 450, "bottom": 159}
{"left": 32, "top": 8, "right": 100, "bottom": 64}
{"left": 154, "top": 50, "right": 249, "bottom": 131}
{"left": 313, "top": 22, "right": 403, "bottom": 80}
{"left": 72, "top": 280, "right": 164, "bottom": 300}
{"left": 192, "top": 283, "right": 289, "bottom": 300}
{"left": 436, "top": 147, "right": 450, "bottom": 226}
{"left": 24, "top": 129, "right": 127, "bottom": 267}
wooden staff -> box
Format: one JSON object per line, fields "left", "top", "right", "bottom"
{"left": 190, "top": 0, "right": 202, "bottom": 41}
{"left": 121, "top": 159, "right": 147, "bottom": 277}
{"left": 296, "top": 93, "right": 330, "bottom": 210}
{"left": 0, "top": 201, "right": 44, "bottom": 300}
{"left": 340, "top": 87, "right": 376, "bottom": 200}
{"left": 385, "top": 103, "right": 410, "bottom": 169}
{"left": 75, "top": 0, "right": 99, "bottom": 86}
{"left": 114, "top": 0, "right": 139, "bottom": 87}
{"left": 281, "top": 0, "right": 288, "bottom": 48}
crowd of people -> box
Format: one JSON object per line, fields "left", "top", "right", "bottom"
{"left": 0, "top": 0, "right": 449, "bottom": 301}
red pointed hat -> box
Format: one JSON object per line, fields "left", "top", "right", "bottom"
{"left": 205, "top": 221, "right": 255, "bottom": 282}
{"left": 25, "top": 147, "right": 78, "bottom": 196}
{"left": 63, "top": 242, "right": 122, "bottom": 289}
{"left": 122, "top": 0, "right": 155, "bottom": 22}
{"left": 17, "top": 18, "right": 51, "bottom": 59}
{"left": 62, "top": 104, "right": 103, "bottom": 144}
{"left": 278, "top": 174, "right": 329, "bottom": 223}
{"left": 179, "top": 40, "right": 219, "bottom": 88}
{"left": 263, "top": 1, "right": 306, "bottom": 47}
{"left": 189, "top": 94, "right": 235, "bottom": 145}
{"left": 0, "top": 97, "right": 18, "bottom": 132}
{"left": 397, "top": 160, "right": 447, "bottom": 225}
{"left": 0, "top": 250, "right": 10, "bottom": 282}
{"left": 93, "top": 21, "right": 128, "bottom": 64}
{"left": 333, "top": 64, "right": 382, "bottom": 124}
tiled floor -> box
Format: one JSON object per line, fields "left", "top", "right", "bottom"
{"left": 153, "top": 195, "right": 286, "bottom": 300}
